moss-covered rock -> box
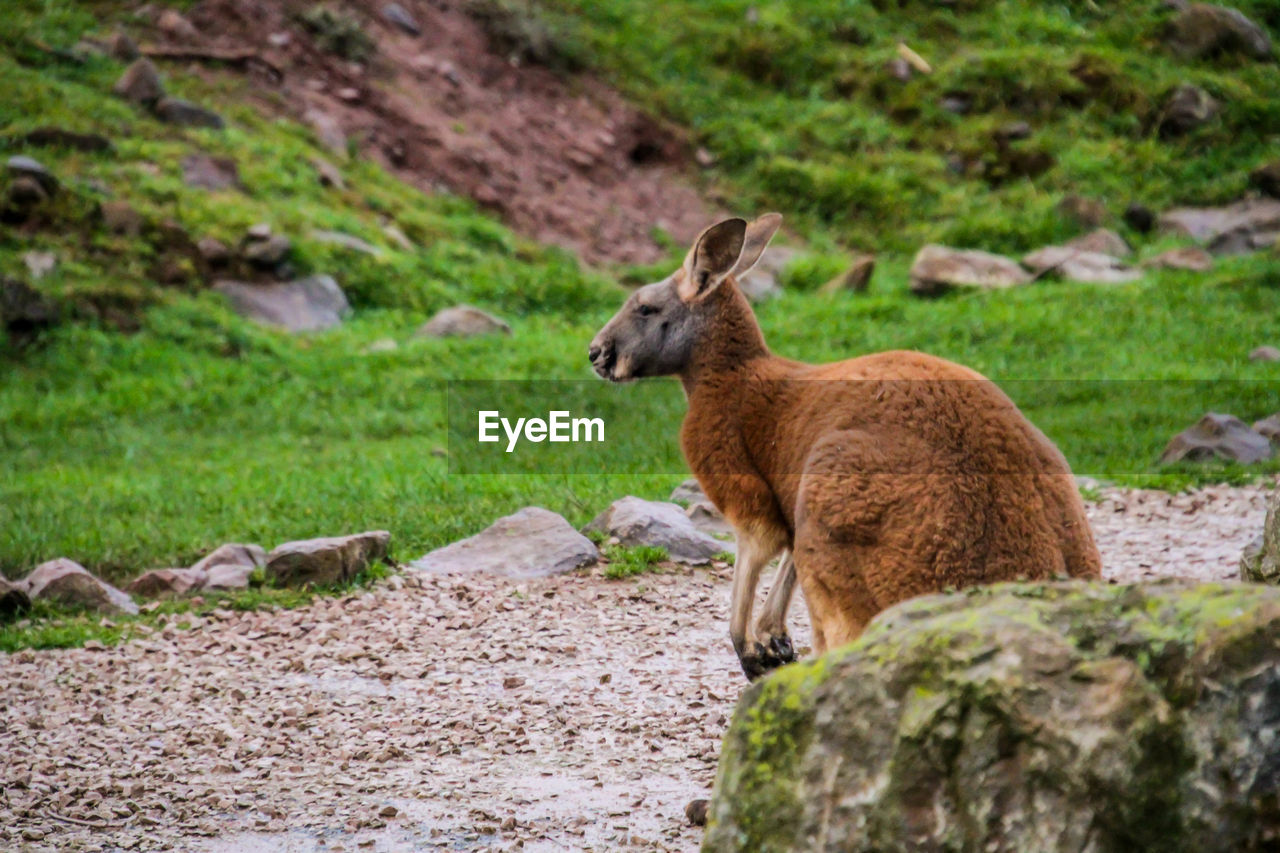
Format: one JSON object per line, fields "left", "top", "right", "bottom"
{"left": 705, "top": 581, "right": 1280, "bottom": 853}
{"left": 1241, "top": 491, "right": 1280, "bottom": 584}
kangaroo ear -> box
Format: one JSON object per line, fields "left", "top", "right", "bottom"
{"left": 730, "top": 213, "right": 782, "bottom": 278}
{"left": 679, "top": 217, "right": 747, "bottom": 303}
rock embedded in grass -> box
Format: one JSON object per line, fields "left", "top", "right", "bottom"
{"left": 737, "top": 245, "right": 798, "bottom": 302}
{"left": 1022, "top": 246, "right": 1141, "bottom": 284}
{"left": 584, "top": 496, "right": 727, "bottom": 564}
{"left": 113, "top": 59, "right": 165, "bottom": 106}
{"left": 1158, "top": 198, "right": 1280, "bottom": 254}
{"left": 1159, "top": 412, "right": 1273, "bottom": 465}
{"left": 181, "top": 153, "right": 241, "bottom": 190}
{"left": 1142, "top": 246, "right": 1214, "bottom": 272}
{"left": 1251, "top": 346, "right": 1280, "bottom": 362}
{"left": 416, "top": 305, "right": 511, "bottom": 338}
{"left": 1157, "top": 83, "right": 1219, "bottom": 138}
{"left": 1165, "top": 3, "right": 1272, "bottom": 61}
{"left": 153, "top": 97, "right": 225, "bottom": 130}
{"left": 1064, "top": 227, "right": 1130, "bottom": 258}
{"left": 192, "top": 543, "right": 266, "bottom": 573}
{"left": 908, "top": 245, "right": 1031, "bottom": 296}
{"left": 1254, "top": 413, "right": 1280, "bottom": 445}
{"left": 7, "top": 155, "right": 59, "bottom": 196}
{"left": 213, "top": 275, "right": 351, "bottom": 332}
{"left": 819, "top": 253, "right": 875, "bottom": 294}
{"left": 412, "top": 507, "right": 598, "bottom": 579}
{"left": 706, "top": 580, "right": 1280, "bottom": 853}
{"left": 266, "top": 531, "right": 391, "bottom": 587}
{"left": 126, "top": 568, "right": 208, "bottom": 599}
{"left": 22, "top": 558, "right": 139, "bottom": 615}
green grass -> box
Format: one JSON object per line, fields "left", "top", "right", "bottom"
{"left": 602, "top": 544, "right": 669, "bottom": 579}
{"left": 2, "top": 0, "right": 1279, "bottom": 622}
{"left": 534, "top": 0, "right": 1280, "bottom": 255}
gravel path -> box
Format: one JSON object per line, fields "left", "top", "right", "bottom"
{"left": 1, "top": 484, "right": 1272, "bottom": 852}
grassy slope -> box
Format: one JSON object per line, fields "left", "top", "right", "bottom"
{"left": 3, "top": 0, "right": 1279, "bottom": 604}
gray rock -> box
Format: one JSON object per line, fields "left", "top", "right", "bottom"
{"left": 1022, "top": 246, "right": 1142, "bottom": 284}
{"left": 1159, "top": 412, "right": 1273, "bottom": 464}
{"left": 106, "top": 30, "right": 139, "bottom": 61}
{"left": 738, "top": 246, "right": 798, "bottom": 302}
{"left": 113, "top": 59, "right": 165, "bottom": 105}
{"left": 1159, "top": 198, "right": 1280, "bottom": 255}
{"left": 241, "top": 234, "right": 292, "bottom": 267}
{"left": 381, "top": 3, "right": 422, "bottom": 35}
{"left": 19, "top": 127, "right": 114, "bottom": 153}
{"left": 1142, "top": 246, "right": 1214, "bottom": 272}
{"left": 886, "top": 56, "right": 913, "bottom": 82}
{"left": 311, "top": 229, "right": 383, "bottom": 256}
{"left": 1240, "top": 492, "right": 1279, "bottom": 583}
{"left": 126, "top": 568, "right": 208, "bottom": 598}
{"left": 191, "top": 543, "right": 266, "bottom": 573}
{"left": 1254, "top": 413, "right": 1280, "bottom": 444}
{"left": 23, "top": 558, "right": 138, "bottom": 615}
{"left": 669, "top": 478, "right": 707, "bottom": 505}
{"left": 0, "top": 576, "right": 32, "bottom": 621}
{"left": 366, "top": 337, "right": 399, "bottom": 353}
{"left": 417, "top": 305, "right": 511, "bottom": 338}
{"left": 909, "top": 244, "right": 1032, "bottom": 295}
{"left": 266, "top": 531, "right": 391, "bottom": 587}
{"left": 214, "top": 275, "right": 351, "bottom": 332}
{"left": 584, "top": 496, "right": 727, "bottom": 564}
{"left": 100, "top": 200, "right": 143, "bottom": 236}
{"left": 1166, "top": 3, "right": 1272, "bottom": 60}
{"left": 153, "top": 97, "right": 225, "bottom": 130}
{"left": 382, "top": 224, "right": 414, "bottom": 250}
{"left": 1250, "top": 345, "right": 1280, "bottom": 362}
{"left": 203, "top": 563, "right": 256, "bottom": 591}
{"left": 304, "top": 108, "right": 347, "bottom": 157}
{"left": 686, "top": 502, "right": 735, "bottom": 541}
{"left": 411, "top": 507, "right": 598, "bottom": 579}
{"left": 7, "top": 155, "right": 58, "bottom": 196}
{"left": 22, "top": 251, "right": 56, "bottom": 280}
{"left": 1157, "top": 83, "right": 1219, "bottom": 137}
{"left": 181, "top": 153, "right": 240, "bottom": 190}
{"left": 706, "top": 581, "right": 1280, "bottom": 853}
{"left": 311, "top": 157, "right": 346, "bottom": 189}
{"left": 1064, "top": 227, "right": 1131, "bottom": 258}
{"left": 157, "top": 8, "right": 200, "bottom": 42}
{"left": 196, "top": 236, "right": 230, "bottom": 265}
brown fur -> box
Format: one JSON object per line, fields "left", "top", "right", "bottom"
{"left": 591, "top": 216, "right": 1101, "bottom": 679}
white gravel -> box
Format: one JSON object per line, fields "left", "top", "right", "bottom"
{"left": 0, "top": 483, "right": 1272, "bottom": 852}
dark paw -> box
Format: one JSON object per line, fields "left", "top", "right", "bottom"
{"left": 738, "top": 634, "right": 798, "bottom": 681}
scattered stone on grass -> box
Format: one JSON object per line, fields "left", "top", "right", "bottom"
{"left": 1057, "top": 195, "right": 1108, "bottom": 228}
{"left": 1166, "top": 3, "right": 1272, "bottom": 60}
{"left": 311, "top": 157, "right": 346, "bottom": 189}
{"left": 1065, "top": 228, "right": 1130, "bottom": 258}
{"left": 1254, "top": 413, "right": 1280, "bottom": 445}
{"left": 153, "top": 97, "right": 225, "bottom": 130}
{"left": 126, "top": 568, "right": 208, "bottom": 599}
{"left": 1157, "top": 83, "right": 1218, "bottom": 138}
{"left": 157, "top": 8, "right": 201, "bottom": 42}
{"left": 416, "top": 305, "right": 511, "bottom": 338}
{"left": 584, "top": 496, "right": 726, "bottom": 564}
{"left": 181, "top": 153, "right": 240, "bottom": 190}
{"left": 1159, "top": 412, "right": 1273, "bottom": 465}
{"left": 18, "top": 127, "right": 114, "bottom": 153}
{"left": 909, "top": 245, "right": 1031, "bottom": 295}
{"left": 1022, "top": 246, "right": 1141, "bottom": 284}
{"left": 412, "top": 507, "right": 598, "bottom": 579}
{"left": 1142, "top": 246, "right": 1214, "bottom": 272}
{"left": 1158, "top": 198, "right": 1280, "bottom": 254}
{"left": 669, "top": 478, "right": 706, "bottom": 506}
{"left": 192, "top": 543, "right": 267, "bottom": 573}
{"left": 241, "top": 229, "right": 293, "bottom": 267}
{"left": 7, "top": 155, "right": 58, "bottom": 196}
{"left": 266, "top": 531, "right": 391, "bottom": 587}
{"left": 311, "top": 229, "right": 383, "bottom": 256}
{"left": 22, "top": 251, "right": 56, "bottom": 280}
{"left": 213, "top": 275, "right": 351, "bottom": 332}
{"left": 203, "top": 562, "right": 256, "bottom": 591}
{"left": 100, "top": 200, "right": 144, "bottom": 236}
{"left": 819, "top": 253, "right": 875, "bottom": 294}
{"left": 1251, "top": 346, "right": 1280, "bottom": 362}
{"left": 113, "top": 59, "right": 164, "bottom": 105}
{"left": 22, "top": 558, "right": 139, "bottom": 615}
{"left": 705, "top": 581, "right": 1280, "bottom": 852}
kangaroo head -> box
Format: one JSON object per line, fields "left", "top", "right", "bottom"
{"left": 589, "top": 213, "right": 782, "bottom": 382}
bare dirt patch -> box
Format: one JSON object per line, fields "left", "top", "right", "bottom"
{"left": 1, "top": 483, "right": 1270, "bottom": 852}
{"left": 173, "top": 0, "right": 717, "bottom": 266}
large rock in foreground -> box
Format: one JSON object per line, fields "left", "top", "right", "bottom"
{"left": 411, "top": 507, "right": 598, "bottom": 579}
{"left": 705, "top": 581, "right": 1280, "bottom": 853}
{"left": 214, "top": 276, "right": 350, "bottom": 332}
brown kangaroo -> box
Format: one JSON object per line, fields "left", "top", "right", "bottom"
{"left": 589, "top": 214, "right": 1101, "bottom": 680}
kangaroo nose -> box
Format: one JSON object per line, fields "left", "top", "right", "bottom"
{"left": 588, "top": 344, "right": 602, "bottom": 363}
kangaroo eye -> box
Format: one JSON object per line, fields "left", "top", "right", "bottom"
{"left": 636, "top": 303, "right": 660, "bottom": 317}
